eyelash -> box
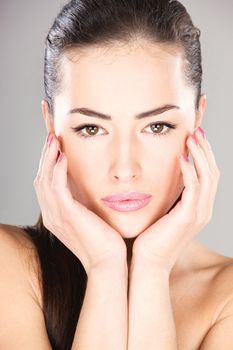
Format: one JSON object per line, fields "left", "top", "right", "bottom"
{"left": 71, "top": 122, "right": 177, "bottom": 140}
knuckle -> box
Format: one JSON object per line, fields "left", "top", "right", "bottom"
{"left": 210, "top": 168, "right": 220, "bottom": 182}
{"left": 206, "top": 211, "right": 213, "bottom": 223}
{"left": 201, "top": 212, "right": 212, "bottom": 226}
{"left": 215, "top": 167, "right": 221, "bottom": 179}
{"left": 34, "top": 176, "right": 48, "bottom": 190}
{"left": 205, "top": 139, "right": 212, "bottom": 149}
{"left": 33, "top": 177, "right": 40, "bottom": 186}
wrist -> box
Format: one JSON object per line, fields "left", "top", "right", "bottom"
{"left": 89, "top": 254, "right": 128, "bottom": 276}
{"left": 130, "top": 252, "right": 170, "bottom": 278}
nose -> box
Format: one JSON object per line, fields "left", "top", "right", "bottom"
{"left": 109, "top": 134, "right": 141, "bottom": 183}
{"left": 110, "top": 141, "right": 141, "bottom": 183}
{"left": 114, "top": 172, "right": 137, "bottom": 182}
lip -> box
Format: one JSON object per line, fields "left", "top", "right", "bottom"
{"left": 102, "top": 197, "right": 152, "bottom": 212}
{"left": 101, "top": 192, "right": 152, "bottom": 202}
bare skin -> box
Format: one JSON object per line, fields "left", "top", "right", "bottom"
{"left": 1, "top": 40, "right": 231, "bottom": 348}
{"left": 126, "top": 236, "right": 233, "bottom": 349}
{"left": 1, "top": 222, "right": 233, "bottom": 349}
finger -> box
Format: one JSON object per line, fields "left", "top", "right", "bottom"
{"left": 195, "top": 130, "right": 220, "bottom": 219}
{"left": 40, "top": 133, "right": 61, "bottom": 184}
{"left": 179, "top": 153, "right": 200, "bottom": 215}
{"left": 186, "top": 134, "right": 211, "bottom": 185}
{"left": 35, "top": 132, "right": 53, "bottom": 180}
{"left": 52, "top": 151, "right": 75, "bottom": 204}
{"left": 187, "top": 134, "right": 218, "bottom": 225}
{"left": 192, "top": 130, "right": 220, "bottom": 202}
{"left": 195, "top": 127, "right": 220, "bottom": 174}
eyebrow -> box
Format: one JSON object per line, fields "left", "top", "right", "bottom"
{"left": 66, "top": 104, "right": 180, "bottom": 120}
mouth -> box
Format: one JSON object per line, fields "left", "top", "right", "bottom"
{"left": 101, "top": 195, "right": 152, "bottom": 212}
{"left": 101, "top": 192, "right": 152, "bottom": 202}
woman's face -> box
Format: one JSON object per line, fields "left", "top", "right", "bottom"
{"left": 44, "top": 41, "right": 205, "bottom": 239}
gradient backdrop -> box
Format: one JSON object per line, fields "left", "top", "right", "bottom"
{"left": 0, "top": 1, "right": 233, "bottom": 256}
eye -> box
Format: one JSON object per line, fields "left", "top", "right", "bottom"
{"left": 71, "top": 121, "right": 177, "bottom": 140}
{"left": 71, "top": 124, "right": 106, "bottom": 139}
{"left": 143, "top": 122, "right": 177, "bottom": 137}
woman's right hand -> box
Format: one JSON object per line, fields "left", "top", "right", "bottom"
{"left": 33, "top": 132, "right": 127, "bottom": 275}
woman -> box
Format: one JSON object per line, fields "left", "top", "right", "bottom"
{"left": 1, "top": 0, "right": 232, "bottom": 349}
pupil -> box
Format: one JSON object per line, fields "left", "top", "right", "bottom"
{"left": 152, "top": 124, "right": 163, "bottom": 133}
{"left": 87, "top": 126, "right": 97, "bottom": 135}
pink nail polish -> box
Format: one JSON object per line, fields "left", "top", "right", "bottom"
{"left": 46, "top": 132, "right": 52, "bottom": 144}
{"left": 58, "top": 152, "right": 64, "bottom": 162}
{"left": 48, "top": 135, "right": 54, "bottom": 147}
{"left": 191, "top": 135, "right": 198, "bottom": 145}
{"left": 182, "top": 153, "right": 189, "bottom": 162}
{"left": 198, "top": 127, "right": 206, "bottom": 139}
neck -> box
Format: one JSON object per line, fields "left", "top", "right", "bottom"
{"left": 124, "top": 237, "right": 136, "bottom": 270}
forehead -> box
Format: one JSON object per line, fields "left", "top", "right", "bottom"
{"left": 55, "top": 42, "right": 193, "bottom": 116}
{"left": 61, "top": 43, "right": 185, "bottom": 89}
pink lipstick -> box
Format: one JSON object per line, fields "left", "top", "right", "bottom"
{"left": 101, "top": 192, "right": 152, "bottom": 212}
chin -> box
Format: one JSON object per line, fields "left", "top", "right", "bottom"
{"left": 89, "top": 191, "right": 183, "bottom": 238}
{"left": 117, "top": 228, "right": 142, "bottom": 239}
{"left": 104, "top": 214, "right": 157, "bottom": 238}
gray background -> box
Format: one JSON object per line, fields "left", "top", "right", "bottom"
{"left": 0, "top": 1, "right": 232, "bottom": 256}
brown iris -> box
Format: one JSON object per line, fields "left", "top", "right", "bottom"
{"left": 151, "top": 124, "right": 164, "bottom": 133}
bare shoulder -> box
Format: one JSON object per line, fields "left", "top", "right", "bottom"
{"left": 0, "top": 223, "right": 43, "bottom": 308}
{"left": 203, "top": 250, "right": 233, "bottom": 325}
{"left": 196, "top": 252, "right": 233, "bottom": 349}
{"left": 213, "top": 253, "right": 233, "bottom": 291}
{"left": 172, "top": 246, "right": 233, "bottom": 349}
{"left": 0, "top": 223, "right": 51, "bottom": 348}
{"left": 208, "top": 251, "right": 233, "bottom": 291}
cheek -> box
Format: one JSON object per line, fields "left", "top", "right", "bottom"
{"left": 150, "top": 153, "right": 183, "bottom": 216}
{"left": 65, "top": 150, "right": 99, "bottom": 206}
{"left": 66, "top": 147, "right": 106, "bottom": 194}
{"left": 67, "top": 152, "right": 94, "bottom": 182}
{"left": 68, "top": 142, "right": 106, "bottom": 165}
{"left": 165, "top": 155, "right": 184, "bottom": 197}
{"left": 153, "top": 151, "right": 183, "bottom": 194}
{"left": 151, "top": 146, "right": 181, "bottom": 174}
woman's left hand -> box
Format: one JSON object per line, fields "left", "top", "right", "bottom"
{"left": 132, "top": 127, "right": 220, "bottom": 274}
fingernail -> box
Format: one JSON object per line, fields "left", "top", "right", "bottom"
{"left": 48, "top": 135, "right": 55, "bottom": 147}
{"left": 182, "top": 153, "right": 189, "bottom": 162}
{"left": 46, "top": 132, "right": 52, "bottom": 144}
{"left": 191, "top": 135, "right": 198, "bottom": 145}
{"left": 198, "top": 127, "right": 206, "bottom": 139}
{"left": 58, "top": 152, "right": 64, "bottom": 162}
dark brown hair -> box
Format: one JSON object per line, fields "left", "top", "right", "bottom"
{"left": 21, "top": 0, "right": 202, "bottom": 348}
